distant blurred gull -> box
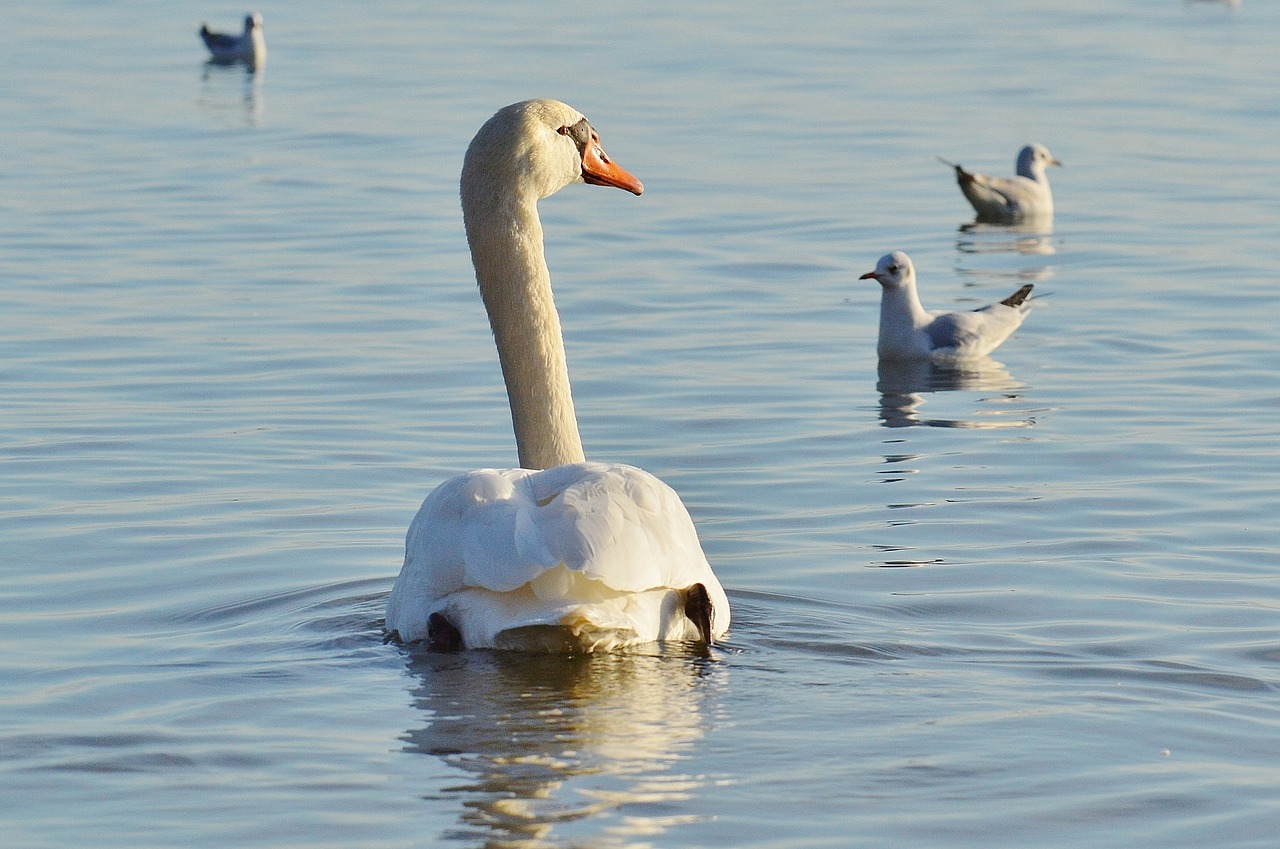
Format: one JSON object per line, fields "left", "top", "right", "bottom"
{"left": 200, "top": 12, "right": 265, "bottom": 65}
{"left": 860, "top": 251, "right": 1034, "bottom": 361}
{"left": 939, "top": 144, "right": 1060, "bottom": 223}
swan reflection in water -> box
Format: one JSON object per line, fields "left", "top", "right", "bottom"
{"left": 877, "top": 358, "right": 1036, "bottom": 429}
{"left": 400, "top": 647, "right": 724, "bottom": 847}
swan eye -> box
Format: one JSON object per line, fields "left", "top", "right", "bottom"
{"left": 557, "top": 118, "right": 593, "bottom": 150}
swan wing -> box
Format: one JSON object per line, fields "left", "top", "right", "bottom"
{"left": 386, "top": 462, "right": 725, "bottom": 644}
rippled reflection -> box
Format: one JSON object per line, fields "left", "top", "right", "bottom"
{"left": 877, "top": 358, "right": 1033, "bottom": 429}
{"left": 401, "top": 648, "right": 723, "bottom": 848}
{"left": 198, "top": 64, "right": 264, "bottom": 126}
{"left": 956, "top": 220, "right": 1057, "bottom": 256}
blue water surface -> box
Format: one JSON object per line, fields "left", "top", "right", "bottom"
{"left": 2, "top": 1, "right": 1278, "bottom": 846}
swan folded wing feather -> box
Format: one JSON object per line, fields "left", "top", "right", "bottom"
{"left": 393, "top": 469, "right": 536, "bottom": 605}
{"left": 531, "top": 463, "right": 708, "bottom": 594}
{"left": 398, "top": 463, "right": 707, "bottom": 602}
{"left": 444, "top": 469, "right": 556, "bottom": 592}
{"left": 395, "top": 472, "right": 499, "bottom": 608}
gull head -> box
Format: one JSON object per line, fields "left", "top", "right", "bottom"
{"left": 859, "top": 251, "right": 915, "bottom": 291}
{"left": 1018, "top": 143, "right": 1062, "bottom": 176}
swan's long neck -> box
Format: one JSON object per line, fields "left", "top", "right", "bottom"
{"left": 464, "top": 185, "right": 585, "bottom": 471}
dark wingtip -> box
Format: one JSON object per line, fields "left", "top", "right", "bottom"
{"left": 1001, "top": 284, "right": 1035, "bottom": 308}
{"left": 937, "top": 156, "right": 972, "bottom": 184}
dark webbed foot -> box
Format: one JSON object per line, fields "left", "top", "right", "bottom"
{"left": 427, "top": 612, "right": 463, "bottom": 652}
{"left": 683, "top": 583, "right": 715, "bottom": 645}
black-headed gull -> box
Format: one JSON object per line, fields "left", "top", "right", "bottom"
{"left": 199, "top": 12, "right": 265, "bottom": 64}
{"left": 860, "top": 251, "right": 1034, "bottom": 361}
{"left": 939, "top": 144, "right": 1060, "bottom": 223}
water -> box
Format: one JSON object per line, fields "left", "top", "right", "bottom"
{"left": 3, "top": 0, "right": 1278, "bottom": 846}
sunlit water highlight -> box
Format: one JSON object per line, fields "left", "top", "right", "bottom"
{"left": 3, "top": 1, "right": 1279, "bottom": 846}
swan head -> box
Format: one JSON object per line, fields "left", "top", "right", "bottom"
{"left": 462, "top": 99, "right": 643, "bottom": 205}
{"left": 859, "top": 251, "right": 916, "bottom": 291}
{"left": 1017, "top": 143, "right": 1061, "bottom": 178}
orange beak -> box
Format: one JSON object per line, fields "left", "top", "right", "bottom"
{"left": 582, "top": 142, "right": 644, "bottom": 196}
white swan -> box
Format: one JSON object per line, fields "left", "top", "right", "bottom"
{"left": 860, "top": 251, "right": 1034, "bottom": 361}
{"left": 385, "top": 100, "right": 729, "bottom": 652}
{"left": 199, "top": 12, "right": 265, "bottom": 65}
{"left": 939, "top": 144, "right": 1060, "bottom": 223}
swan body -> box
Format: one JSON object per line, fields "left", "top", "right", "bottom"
{"left": 861, "top": 251, "right": 1034, "bottom": 361}
{"left": 387, "top": 462, "right": 726, "bottom": 650}
{"left": 199, "top": 12, "right": 265, "bottom": 64}
{"left": 386, "top": 100, "right": 729, "bottom": 652}
{"left": 940, "top": 144, "right": 1060, "bottom": 222}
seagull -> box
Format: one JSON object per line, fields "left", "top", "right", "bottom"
{"left": 199, "top": 12, "right": 265, "bottom": 64}
{"left": 859, "top": 251, "right": 1034, "bottom": 361}
{"left": 938, "top": 144, "right": 1060, "bottom": 223}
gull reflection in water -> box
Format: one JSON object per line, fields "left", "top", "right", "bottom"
{"left": 401, "top": 647, "right": 723, "bottom": 848}
{"left": 198, "top": 63, "right": 264, "bottom": 127}
{"left": 956, "top": 220, "right": 1057, "bottom": 257}
{"left": 877, "top": 357, "right": 1036, "bottom": 429}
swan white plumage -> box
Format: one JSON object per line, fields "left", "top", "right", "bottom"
{"left": 939, "top": 144, "right": 1060, "bottom": 223}
{"left": 385, "top": 99, "right": 729, "bottom": 652}
{"left": 199, "top": 12, "right": 265, "bottom": 65}
{"left": 860, "top": 251, "right": 1034, "bottom": 361}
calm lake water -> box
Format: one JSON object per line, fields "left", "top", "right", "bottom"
{"left": 3, "top": 0, "right": 1279, "bottom": 846}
